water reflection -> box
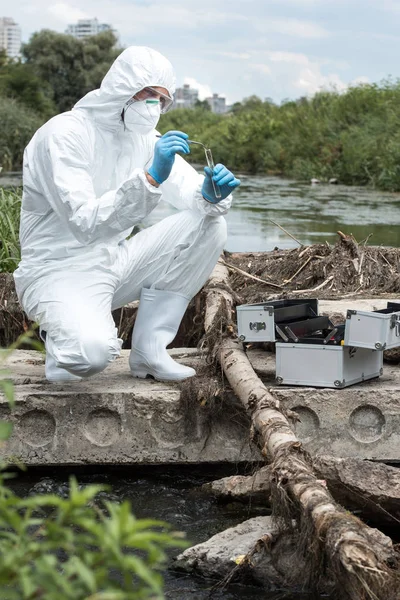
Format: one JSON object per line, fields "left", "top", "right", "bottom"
{"left": 143, "top": 174, "right": 400, "bottom": 252}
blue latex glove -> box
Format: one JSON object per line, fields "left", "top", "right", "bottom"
{"left": 147, "top": 130, "right": 190, "bottom": 184}
{"left": 202, "top": 164, "right": 241, "bottom": 204}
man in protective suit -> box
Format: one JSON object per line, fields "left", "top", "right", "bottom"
{"left": 14, "top": 46, "right": 240, "bottom": 383}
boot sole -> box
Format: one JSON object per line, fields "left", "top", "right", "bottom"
{"left": 131, "top": 369, "right": 195, "bottom": 382}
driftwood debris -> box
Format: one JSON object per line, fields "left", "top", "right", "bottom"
{"left": 201, "top": 258, "right": 400, "bottom": 599}
{"left": 227, "top": 236, "right": 400, "bottom": 303}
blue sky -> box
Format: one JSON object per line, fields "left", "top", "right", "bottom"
{"left": 1, "top": 0, "right": 400, "bottom": 103}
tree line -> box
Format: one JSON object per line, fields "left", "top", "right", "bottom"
{"left": 1, "top": 29, "right": 400, "bottom": 191}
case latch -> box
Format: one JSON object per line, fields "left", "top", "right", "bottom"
{"left": 249, "top": 322, "right": 266, "bottom": 332}
{"left": 390, "top": 313, "right": 400, "bottom": 337}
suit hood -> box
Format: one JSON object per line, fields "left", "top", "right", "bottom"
{"left": 73, "top": 46, "right": 176, "bottom": 130}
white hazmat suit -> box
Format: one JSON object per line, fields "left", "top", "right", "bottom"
{"left": 14, "top": 46, "right": 232, "bottom": 382}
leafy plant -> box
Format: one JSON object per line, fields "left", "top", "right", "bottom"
{"left": 0, "top": 333, "right": 187, "bottom": 599}
{"left": 0, "top": 478, "right": 186, "bottom": 599}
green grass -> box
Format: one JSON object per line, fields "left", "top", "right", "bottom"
{"left": 0, "top": 188, "right": 21, "bottom": 273}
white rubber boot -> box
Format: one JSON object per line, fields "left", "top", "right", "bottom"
{"left": 129, "top": 288, "right": 196, "bottom": 381}
{"left": 45, "top": 353, "right": 83, "bottom": 383}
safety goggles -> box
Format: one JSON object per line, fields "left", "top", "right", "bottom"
{"left": 131, "top": 86, "right": 174, "bottom": 114}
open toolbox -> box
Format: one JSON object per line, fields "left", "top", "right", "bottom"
{"left": 236, "top": 299, "right": 400, "bottom": 389}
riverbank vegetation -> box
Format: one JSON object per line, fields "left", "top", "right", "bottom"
{"left": 1, "top": 29, "right": 400, "bottom": 192}
{"left": 159, "top": 79, "right": 400, "bottom": 191}
{"left": 0, "top": 189, "right": 21, "bottom": 273}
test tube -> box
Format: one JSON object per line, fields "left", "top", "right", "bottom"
{"left": 204, "top": 148, "right": 222, "bottom": 200}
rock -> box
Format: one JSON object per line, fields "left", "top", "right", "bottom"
{"left": 205, "top": 455, "right": 400, "bottom": 527}
{"left": 329, "top": 178, "right": 338, "bottom": 184}
{"left": 1, "top": 349, "right": 261, "bottom": 466}
{"left": 203, "top": 466, "right": 271, "bottom": 503}
{"left": 174, "top": 516, "right": 306, "bottom": 589}
{"left": 311, "top": 178, "right": 320, "bottom": 184}
{"left": 174, "top": 514, "right": 393, "bottom": 591}
{"left": 313, "top": 455, "right": 400, "bottom": 526}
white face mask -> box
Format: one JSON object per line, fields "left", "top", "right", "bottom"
{"left": 123, "top": 100, "right": 161, "bottom": 135}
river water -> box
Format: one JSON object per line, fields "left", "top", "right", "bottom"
{"left": 144, "top": 174, "right": 400, "bottom": 251}
{"left": 2, "top": 172, "right": 399, "bottom": 251}
{"left": 12, "top": 466, "right": 324, "bottom": 600}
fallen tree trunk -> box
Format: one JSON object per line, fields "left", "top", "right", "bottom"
{"left": 202, "top": 258, "right": 400, "bottom": 599}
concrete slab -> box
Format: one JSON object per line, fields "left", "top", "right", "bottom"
{"left": 1, "top": 296, "right": 400, "bottom": 465}
{"left": 0, "top": 349, "right": 261, "bottom": 466}
{"left": 247, "top": 347, "right": 400, "bottom": 461}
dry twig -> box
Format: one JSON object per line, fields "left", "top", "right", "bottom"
{"left": 269, "top": 219, "right": 302, "bottom": 246}
{"left": 222, "top": 260, "right": 284, "bottom": 289}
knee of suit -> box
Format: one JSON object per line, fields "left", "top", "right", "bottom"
{"left": 58, "top": 335, "right": 121, "bottom": 377}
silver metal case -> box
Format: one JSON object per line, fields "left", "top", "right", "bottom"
{"left": 275, "top": 343, "right": 383, "bottom": 389}
{"left": 236, "top": 299, "right": 318, "bottom": 342}
{"left": 344, "top": 303, "right": 400, "bottom": 350}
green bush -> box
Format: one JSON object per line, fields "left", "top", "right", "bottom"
{"left": 0, "top": 61, "right": 56, "bottom": 119}
{"left": 0, "top": 98, "right": 42, "bottom": 171}
{"left": 0, "top": 477, "right": 186, "bottom": 599}
{"left": 160, "top": 80, "right": 400, "bottom": 191}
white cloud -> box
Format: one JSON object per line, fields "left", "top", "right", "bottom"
{"left": 239, "top": 50, "right": 365, "bottom": 98}
{"left": 255, "top": 17, "right": 329, "bottom": 39}
{"left": 48, "top": 3, "right": 89, "bottom": 23}
{"left": 77, "top": 3, "right": 246, "bottom": 37}
{"left": 296, "top": 69, "right": 346, "bottom": 93}
{"left": 183, "top": 77, "right": 212, "bottom": 101}
{"left": 269, "top": 51, "right": 310, "bottom": 65}
{"left": 266, "top": 51, "right": 346, "bottom": 94}
{"left": 219, "top": 51, "right": 251, "bottom": 60}
{"left": 351, "top": 75, "right": 370, "bottom": 85}
{"left": 249, "top": 63, "right": 272, "bottom": 75}
{"left": 381, "top": 0, "right": 400, "bottom": 12}
{"left": 3, "top": 0, "right": 382, "bottom": 105}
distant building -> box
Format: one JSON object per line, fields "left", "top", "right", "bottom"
{"left": 0, "top": 17, "right": 21, "bottom": 59}
{"left": 172, "top": 84, "right": 231, "bottom": 113}
{"left": 206, "top": 93, "right": 227, "bottom": 114}
{"left": 66, "top": 18, "right": 117, "bottom": 41}
{"left": 173, "top": 84, "right": 199, "bottom": 109}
